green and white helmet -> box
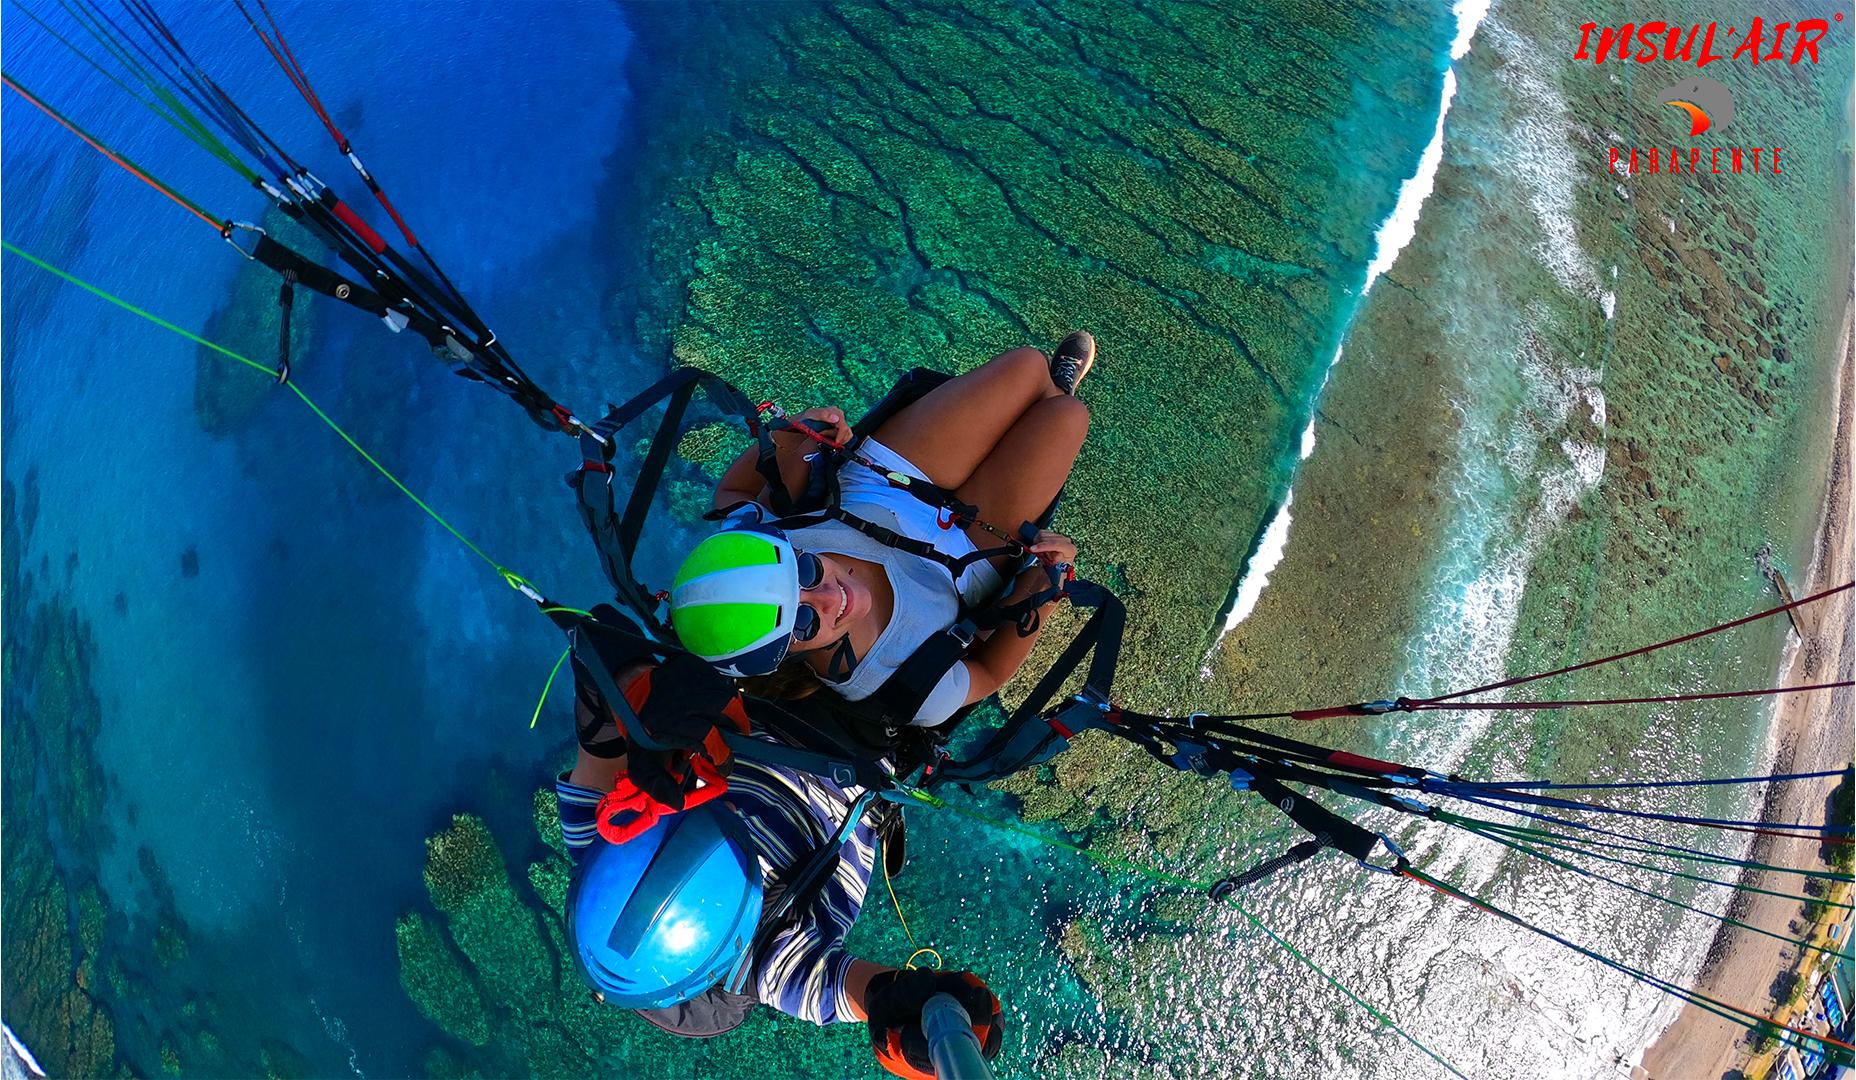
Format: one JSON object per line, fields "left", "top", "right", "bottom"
{"left": 668, "top": 527, "right": 803, "bottom": 677}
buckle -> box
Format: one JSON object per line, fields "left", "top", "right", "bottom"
{"left": 1168, "top": 740, "right": 1213, "bottom": 776}
{"left": 947, "top": 620, "right": 977, "bottom": 648}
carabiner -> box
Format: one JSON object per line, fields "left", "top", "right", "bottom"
{"left": 221, "top": 221, "right": 265, "bottom": 260}
{"left": 1355, "top": 832, "right": 1409, "bottom": 876}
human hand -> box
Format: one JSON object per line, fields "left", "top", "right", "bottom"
{"left": 865, "top": 968, "right": 1002, "bottom": 1078}
{"left": 775, "top": 406, "right": 852, "bottom": 449}
{"left": 1024, "top": 529, "right": 1076, "bottom": 570}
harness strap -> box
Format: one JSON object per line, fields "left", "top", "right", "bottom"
{"left": 732, "top": 789, "right": 881, "bottom": 994}
{"left": 928, "top": 584, "right": 1125, "bottom": 785}
{"left": 930, "top": 698, "right": 1088, "bottom": 784}
{"left": 1004, "top": 580, "right": 1123, "bottom": 723}
{"left": 273, "top": 270, "right": 295, "bottom": 384}
{"left": 621, "top": 377, "right": 700, "bottom": 561}
{"left": 568, "top": 622, "right": 672, "bottom": 752}
{"left": 865, "top": 619, "right": 980, "bottom": 727}
{"left": 1246, "top": 776, "right": 1381, "bottom": 862}
{"left": 573, "top": 368, "right": 784, "bottom": 626}
{"left": 716, "top": 731, "right": 875, "bottom": 791}
{"left": 766, "top": 504, "right": 1014, "bottom": 579}
{"left": 250, "top": 233, "right": 392, "bottom": 319}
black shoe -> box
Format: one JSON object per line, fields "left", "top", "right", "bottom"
{"left": 1049, "top": 330, "right": 1095, "bottom": 395}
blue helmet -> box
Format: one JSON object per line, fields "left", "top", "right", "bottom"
{"left": 565, "top": 802, "right": 764, "bottom": 1008}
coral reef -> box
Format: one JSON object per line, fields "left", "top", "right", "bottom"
{"left": 2, "top": 473, "right": 125, "bottom": 1078}
{"left": 393, "top": 0, "right": 1851, "bottom": 1073}
{"left": 614, "top": 0, "right": 1455, "bottom": 708}
{"left": 400, "top": 0, "right": 1463, "bottom": 1070}
{"left": 2, "top": 472, "right": 328, "bottom": 1078}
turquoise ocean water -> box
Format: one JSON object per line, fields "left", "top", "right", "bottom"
{"left": 3, "top": 2, "right": 1848, "bottom": 1078}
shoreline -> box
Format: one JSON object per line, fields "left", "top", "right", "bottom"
{"left": 1636, "top": 300, "right": 1855, "bottom": 1079}
{"left": 1207, "top": 6, "right": 1487, "bottom": 655}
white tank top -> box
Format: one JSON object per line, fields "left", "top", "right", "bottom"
{"left": 790, "top": 438, "right": 1005, "bottom": 725}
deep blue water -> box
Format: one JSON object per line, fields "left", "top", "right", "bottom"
{"left": 4, "top": 3, "right": 639, "bottom": 1073}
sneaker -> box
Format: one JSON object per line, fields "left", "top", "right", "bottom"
{"left": 1049, "top": 330, "right": 1095, "bottom": 395}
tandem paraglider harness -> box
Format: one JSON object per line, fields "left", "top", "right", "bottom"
{"left": 543, "top": 363, "right": 1412, "bottom": 961}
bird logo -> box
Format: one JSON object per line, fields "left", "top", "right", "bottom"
{"left": 1656, "top": 76, "right": 1735, "bottom": 137}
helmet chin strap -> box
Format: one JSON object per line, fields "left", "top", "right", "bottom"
{"left": 825, "top": 635, "right": 860, "bottom": 682}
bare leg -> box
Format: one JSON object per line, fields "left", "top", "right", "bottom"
{"left": 954, "top": 394, "right": 1089, "bottom": 553}
{"left": 869, "top": 347, "right": 1060, "bottom": 489}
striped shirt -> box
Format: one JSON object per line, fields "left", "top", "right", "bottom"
{"left": 556, "top": 751, "right": 879, "bottom": 1024}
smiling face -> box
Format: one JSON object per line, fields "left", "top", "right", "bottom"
{"left": 791, "top": 552, "right": 874, "bottom": 651}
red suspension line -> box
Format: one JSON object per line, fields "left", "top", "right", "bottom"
{"left": 1413, "top": 680, "right": 1852, "bottom": 712}
{"left": 1, "top": 72, "right": 223, "bottom": 232}
{"left": 1417, "top": 580, "right": 1853, "bottom": 706}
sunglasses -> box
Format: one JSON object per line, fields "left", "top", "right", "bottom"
{"left": 791, "top": 550, "right": 825, "bottom": 643}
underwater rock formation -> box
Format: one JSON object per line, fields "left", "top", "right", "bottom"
{"left": 397, "top": 0, "right": 1852, "bottom": 1073}
{"left": 401, "top": 0, "right": 1460, "bottom": 1070}
{"left": 2, "top": 473, "right": 326, "bottom": 1078}
{"left": 193, "top": 206, "right": 324, "bottom": 438}
{"left": 2, "top": 475, "right": 124, "bottom": 1078}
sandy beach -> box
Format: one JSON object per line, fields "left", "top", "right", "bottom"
{"left": 1637, "top": 304, "right": 1855, "bottom": 1080}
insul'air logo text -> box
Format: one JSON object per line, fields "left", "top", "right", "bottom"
{"left": 1575, "top": 15, "right": 1840, "bottom": 67}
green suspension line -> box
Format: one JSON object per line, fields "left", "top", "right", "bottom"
{"left": 1, "top": 241, "right": 540, "bottom": 602}
{"left": 1403, "top": 864, "right": 1854, "bottom": 1064}
{"left": 1453, "top": 817, "right": 1844, "bottom": 958}
{"left": 1444, "top": 810, "right": 1856, "bottom": 884}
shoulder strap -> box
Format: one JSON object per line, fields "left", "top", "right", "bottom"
{"left": 861, "top": 552, "right": 1074, "bottom": 729}
{"left": 864, "top": 619, "right": 979, "bottom": 727}
{"left": 930, "top": 582, "right": 1125, "bottom": 785}
{"left": 571, "top": 367, "right": 789, "bottom": 634}
{"left": 728, "top": 789, "right": 880, "bottom": 995}
{"left": 565, "top": 606, "right": 673, "bottom": 755}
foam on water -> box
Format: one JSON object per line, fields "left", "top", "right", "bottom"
{"left": 1450, "top": 0, "right": 1492, "bottom": 59}
{"left": 1395, "top": 303, "right": 1607, "bottom": 768}
{"left": 1199, "top": 489, "right": 1294, "bottom": 676}
{"left": 1206, "top": 1, "right": 1490, "bottom": 655}
{"left": 1486, "top": 22, "right": 1605, "bottom": 306}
